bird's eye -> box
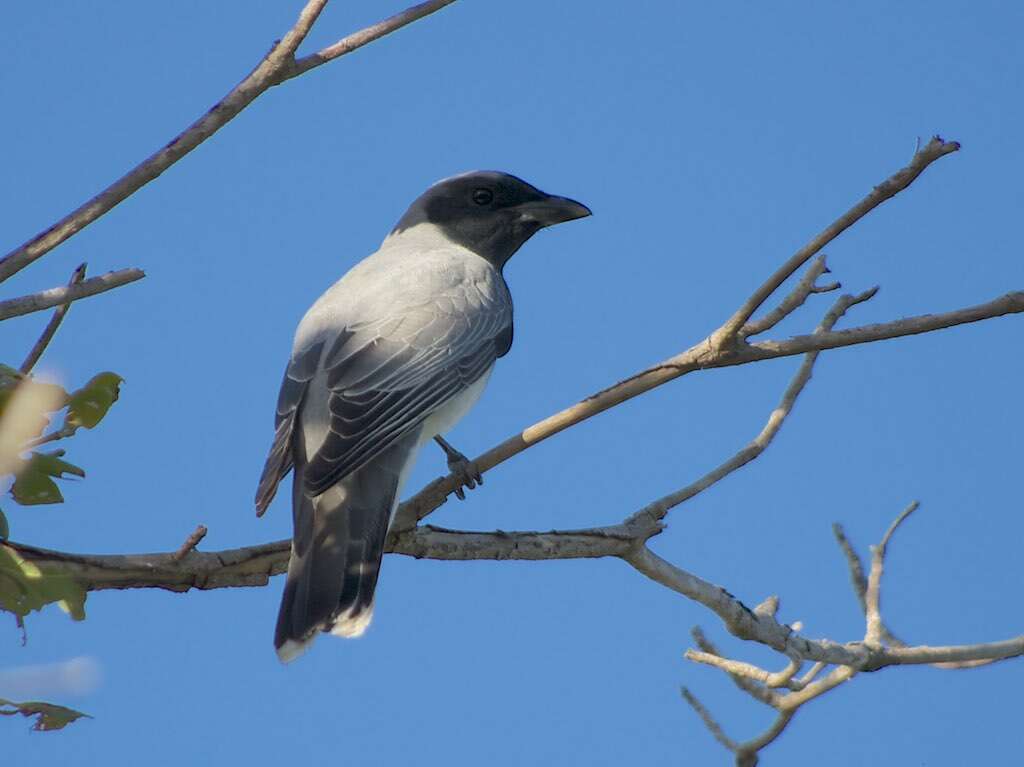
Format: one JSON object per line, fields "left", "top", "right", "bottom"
{"left": 472, "top": 188, "right": 494, "bottom": 206}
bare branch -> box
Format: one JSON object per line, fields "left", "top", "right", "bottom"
{"left": 832, "top": 522, "right": 868, "bottom": 613}
{"left": 622, "top": 288, "right": 877, "bottom": 531}
{"left": 880, "top": 638, "right": 1024, "bottom": 667}
{"left": 626, "top": 544, "right": 1024, "bottom": 672}
{"left": 685, "top": 650, "right": 806, "bottom": 693}
{"left": 691, "top": 627, "right": 781, "bottom": 708}
{"left": 836, "top": 509, "right": 1004, "bottom": 669}
{"left": 715, "top": 136, "right": 960, "bottom": 341}
{"left": 747, "top": 290, "right": 1024, "bottom": 359}
{"left": 796, "top": 661, "right": 827, "bottom": 688}
{"left": 740, "top": 255, "right": 838, "bottom": 337}
{"left": 5, "top": 517, "right": 657, "bottom": 592}
{"left": 19, "top": 263, "right": 87, "bottom": 373}
{"left": 0, "top": 269, "right": 145, "bottom": 321}
{"left": 735, "top": 712, "right": 795, "bottom": 767}
{"left": 776, "top": 665, "right": 856, "bottom": 711}
{"left": 395, "top": 287, "right": 1023, "bottom": 531}
{"left": 289, "top": 1, "right": 459, "bottom": 77}
{"left": 865, "top": 501, "right": 919, "bottom": 645}
{"left": 681, "top": 687, "right": 738, "bottom": 753}
{"left": 170, "top": 525, "right": 209, "bottom": 562}
{"left": 0, "top": 1, "right": 457, "bottom": 283}
{"left": 5, "top": 514, "right": 1021, "bottom": 672}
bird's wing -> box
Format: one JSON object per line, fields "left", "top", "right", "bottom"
{"left": 255, "top": 338, "right": 325, "bottom": 515}
{"left": 303, "top": 275, "right": 510, "bottom": 497}
{"left": 255, "top": 266, "right": 510, "bottom": 513}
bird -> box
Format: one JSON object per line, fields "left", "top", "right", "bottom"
{"left": 255, "top": 171, "right": 590, "bottom": 662}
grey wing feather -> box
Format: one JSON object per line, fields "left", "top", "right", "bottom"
{"left": 303, "top": 286, "right": 509, "bottom": 497}
{"left": 255, "top": 278, "right": 510, "bottom": 512}
{"left": 255, "top": 339, "right": 325, "bottom": 515}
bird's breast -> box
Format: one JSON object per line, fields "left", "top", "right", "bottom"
{"left": 418, "top": 365, "right": 494, "bottom": 445}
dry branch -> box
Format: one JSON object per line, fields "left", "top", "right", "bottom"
{"left": 621, "top": 287, "right": 876, "bottom": 531}
{"left": 0, "top": 269, "right": 144, "bottom": 321}
{"left": 393, "top": 286, "right": 1024, "bottom": 531}
{"left": 715, "top": 136, "right": 960, "bottom": 341}
{"left": 171, "top": 525, "right": 209, "bottom": 562}
{"left": 19, "top": 263, "right": 87, "bottom": 373}
{"left": 679, "top": 503, "right": 1024, "bottom": 764}
{"left": 0, "top": 0, "right": 456, "bottom": 283}
{"left": 740, "top": 255, "right": 838, "bottom": 337}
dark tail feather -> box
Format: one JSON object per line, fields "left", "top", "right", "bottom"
{"left": 273, "top": 435, "right": 415, "bottom": 663}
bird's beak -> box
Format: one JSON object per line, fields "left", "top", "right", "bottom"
{"left": 515, "top": 194, "right": 592, "bottom": 227}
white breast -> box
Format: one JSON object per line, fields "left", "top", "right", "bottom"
{"left": 418, "top": 365, "right": 494, "bottom": 446}
{"left": 386, "top": 365, "right": 494, "bottom": 521}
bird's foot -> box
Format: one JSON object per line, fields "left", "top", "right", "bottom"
{"left": 433, "top": 435, "right": 483, "bottom": 500}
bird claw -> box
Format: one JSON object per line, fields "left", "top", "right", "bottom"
{"left": 434, "top": 436, "right": 483, "bottom": 501}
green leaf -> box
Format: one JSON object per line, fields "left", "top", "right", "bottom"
{"left": 9, "top": 451, "right": 85, "bottom": 506}
{"left": 0, "top": 509, "right": 7, "bottom": 541}
{"left": 0, "top": 698, "right": 91, "bottom": 731}
{"left": 64, "top": 372, "right": 122, "bottom": 429}
{"left": 0, "top": 544, "right": 86, "bottom": 621}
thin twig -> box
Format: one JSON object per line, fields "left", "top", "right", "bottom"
{"left": 289, "top": 1, "right": 459, "bottom": 77}
{"left": 23, "top": 424, "right": 78, "bottom": 450}
{"left": 715, "top": 136, "right": 960, "bottom": 342}
{"left": 685, "top": 650, "right": 808, "bottom": 693}
{"left": 691, "top": 627, "right": 781, "bottom": 708}
{"left": 796, "top": 661, "right": 827, "bottom": 688}
{"left": 741, "top": 255, "right": 839, "bottom": 337}
{"left": 0, "top": 1, "right": 457, "bottom": 283}
{"left": 832, "top": 522, "right": 868, "bottom": 613}
{"left": 622, "top": 288, "right": 878, "bottom": 531}
{"left": 777, "top": 665, "right": 857, "bottom": 711}
{"left": 835, "top": 512, "right": 1000, "bottom": 669}
{"left": 0, "top": 269, "right": 144, "bottom": 321}
{"left": 171, "top": 525, "right": 209, "bottom": 562}
{"left": 681, "top": 687, "right": 738, "bottom": 753}
{"left": 19, "top": 263, "right": 87, "bottom": 373}
{"left": 865, "top": 501, "right": 919, "bottom": 645}
{"left": 736, "top": 711, "right": 796, "bottom": 765}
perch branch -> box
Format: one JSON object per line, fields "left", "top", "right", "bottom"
{"left": 394, "top": 288, "right": 1024, "bottom": 531}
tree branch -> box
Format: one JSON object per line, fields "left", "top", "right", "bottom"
{"left": 5, "top": 518, "right": 658, "bottom": 592}
{"left": 620, "top": 287, "right": 876, "bottom": 533}
{"left": 0, "top": 269, "right": 145, "bottom": 322}
{"left": 19, "top": 263, "right": 87, "bottom": 373}
{"left": 715, "top": 136, "right": 960, "bottom": 342}
{"left": 394, "top": 286, "right": 1023, "bottom": 531}
{"left": 288, "top": 1, "right": 459, "bottom": 78}
{"left": 740, "top": 255, "right": 839, "bottom": 338}
{"left": 677, "top": 503, "right": 1024, "bottom": 764}
{"left": 0, "top": 0, "right": 457, "bottom": 283}
{"left": 865, "top": 501, "right": 918, "bottom": 646}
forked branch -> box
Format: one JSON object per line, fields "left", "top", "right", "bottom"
{"left": 0, "top": 0, "right": 457, "bottom": 283}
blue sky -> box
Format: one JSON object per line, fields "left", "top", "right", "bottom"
{"left": 3, "top": 1, "right": 1022, "bottom": 764}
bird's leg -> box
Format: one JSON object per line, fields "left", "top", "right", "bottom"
{"left": 433, "top": 435, "right": 483, "bottom": 500}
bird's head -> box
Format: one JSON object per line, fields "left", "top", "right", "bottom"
{"left": 389, "top": 171, "right": 591, "bottom": 269}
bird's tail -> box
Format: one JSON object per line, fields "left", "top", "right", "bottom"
{"left": 274, "top": 435, "right": 416, "bottom": 663}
